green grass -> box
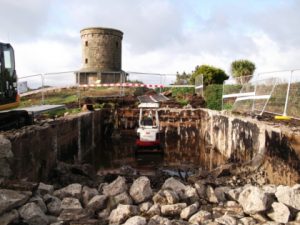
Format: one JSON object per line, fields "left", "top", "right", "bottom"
{"left": 177, "top": 99, "right": 189, "bottom": 106}
{"left": 43, "top": 94, "right": 78, "bottom": 105}
{"left": 40, "top": 108, "right": 81, "bottom": 118}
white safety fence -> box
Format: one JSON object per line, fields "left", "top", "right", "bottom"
{"left": 17, "top": 70, "right": 201, "bottom": 108}
{"left": 222, "top": 70, "right": 300, "bottom": 119}
{"left": 195, "top": 75, "right": 204, "bottom": 97}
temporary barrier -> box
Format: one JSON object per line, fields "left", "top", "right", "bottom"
{"left": 222, "top": 70, "right": 300, "bottom": 119}
{"left": 80, "top": 82, "right": 164, "bottom": 88}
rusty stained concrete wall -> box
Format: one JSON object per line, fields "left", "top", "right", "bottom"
{"left": 0, "top": 107, "right": 299, "bottom": 184}
{"left": 0, "top": 110, "right": 108, "bottom": 181}
{"left": 160, "top": 109, "right": 300, "bottom": 185}
{"left": 117, "top": 108, "right": 300, "bottom": 184}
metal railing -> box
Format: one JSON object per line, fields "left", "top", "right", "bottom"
{"left": 222, "top": 69, "right": 300, "bottom": 119}
{"left": 17, "top": 70, "right": 201, "bottom": 108}
{"left": 195, "top": 75, "right": 204, "bottom": 97}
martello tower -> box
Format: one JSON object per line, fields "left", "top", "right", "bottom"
{"left": 78, "top": 27, "right": 123, "bottom": 84}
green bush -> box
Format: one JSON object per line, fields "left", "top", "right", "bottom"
{"left": 190, "top": 65, "right": 228, "bottom": 85}
{"left": 223, "top": 84, "right": 242, "bottom": 94}
{"left": 204, "top": 84, "right": 223, "bottom": 110}
{"left": 171, "top": 87, "right": 194, "bottom": 98}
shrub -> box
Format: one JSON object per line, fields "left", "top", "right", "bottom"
{"left": 190, "top": 65, "right": 229, "bottom": 86}
{"left": 204, "top": 84, "right": 223, "bottom": 110}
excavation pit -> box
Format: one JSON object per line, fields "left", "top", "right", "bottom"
{"left": 1, "top": 107, "right": 300, "bottom": 186}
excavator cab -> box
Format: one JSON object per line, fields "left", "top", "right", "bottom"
{"left": 0, "top": 42, "right": 64, "bottom": 131}
{"left": 0, "top": 42, "right": 32, "bottom": 131}
{"left": 0, "top": 42, "right": 19, "bottom": 110}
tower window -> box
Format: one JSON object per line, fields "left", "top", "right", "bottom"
{"left": 85, "top": 58, "right": 88, "bottom": 64}
{"left": 116, "top": 41, "right": 119, "bottom": 48}
{"left": 85, "top": 41, "right": 88, "bottom": 46}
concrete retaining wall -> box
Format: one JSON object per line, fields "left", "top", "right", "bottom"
{"left": 157, "top": 109, "right": 300, "bottom": 185}
{"left": 0, "top": 108, "right": 299, "bottom": 184}
{"left": 0, "top": 110, "right": 109, "bottom": 181}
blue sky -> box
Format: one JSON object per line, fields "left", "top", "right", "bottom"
{"left": 0, "top": 0, "right": 299, "bottom": 77}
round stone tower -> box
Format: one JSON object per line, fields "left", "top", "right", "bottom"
{"left": 80, "top": 27, "right": 123, "bottom": 72}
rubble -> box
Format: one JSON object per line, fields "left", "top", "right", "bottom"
{"left": 129, "top": 176, "right": 153, "bottom": 204}
{"left": 0, "top": 175, "right": 299, "bottom": 224}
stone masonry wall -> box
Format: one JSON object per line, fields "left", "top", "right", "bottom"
{"left": 80, "top": 27, "right": 123, "bottom": 72}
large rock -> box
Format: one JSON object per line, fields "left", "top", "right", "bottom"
{"left": 29, "top": 195, "right": 47, "bottom": 213}
{"left": 262, "top": 185, "right": 277, "bottom": 194}
{"left": 206, "top": 186, "right": 218, "bottom": 203}
{"left": 69, "top": 219, "right": 100, "bottom": 225}
{"left": 53, "top": 183, "right": 82, "bottom": 200}
{"left": 146, "top": 204, "right": 161, "bottom": 217}
{"left": 47, "top": 215, "right": 58, "bottom": 224}
{"left": 97, "top": 208, "right": 110, "bottom": 221}
{"left": 180, "top": 202, "right": 199, "bottom": 220}
{"left": 102, "top": 176, "right": 128, "bottom": 197}
{"left": 238, "top": 217, "right": 257, "bottom": 225}
{"left": 57, "top": 208, "right": 93, "bottom": 221}
{"left": 260, "top": 222, "right": 281, "bottom": 225}
{"left": 201, "top": 222, "right": 220, "bottom": 225}
{"left": 215, "top": 215, "right": 237, "bottom": 225}
{"left": 212, "top": 204, "right": 244, "bottom": 219}
{"left": 61, "top": 197, "right": 82, "bottom": 210}
{"left": 113, "top": 192, "right": 133, "bottom": 206}
{"left": 123, "top": 216, "right": 147, "bottom": 225}
{"left": 139, "top": 202, "right": 153, "bottom": 213}
{"left": 171, "top": 219, "right": 190, "bottom": 225}
{"left": 129, "top": 176, "right": 153, "bottom": 204}
{"left": 44, "top": 195, "right": 62, "bottom": 216}
{"left": 38, "top": 183, "right": 54, "bottom": 196}
{"left": 188, "top": 210, "right": 212, "bottom": 224}
{"left": 162, "top": 177, "right": 187, "bottom": 197}
{"left": 148, "top": 215, "right": 172, "bottom": 225}
{"left": 0, "top": 189, "right": 31, "bottom": 215}
{"left": 82, "top": 186, "right": 99, "bottom": 207}
{"left": 19, "top": 202, "right": 49, "bottom": 225}
{"left": 275, "top": 185, "right": 300, "bottom": 210}
{"left": 87, "top": 195, "right": 107, "bottom": 211}
{"left": 108, "top": 204, "right": 138, "bottom": 225}
{"left": 194, "top": 182, "right": 206, "bottom": 199}
{"left": 163, "top": 190, "right": 179, "bottom": 204}
{"left": 238, "top": 186, "right": 269, "bottom": 215}
{"left": 226, "top": 188, "right": 243, "bottom": 201}
{"left": 267, "top": 202, "right": 290, "bottom": 223}
{"left": 0, "top": 209, "right": 19, "bottom": 225}
{"left": 153, "top": 190, "right": 168, "bottom": 205}
{"left": 50, "top": 222, "right": 64, "bottom": 225}
{"left": 295, "top": 211, "right": 300, "bottom": 221}
{"left": 161, "top": 203, "right": 187, "bottom": 216}
{"left": 214, "top": 186, "right": 231, "bottom": 202}
{"left": 182, "top": 186, "right": 199, "bottom": 203}
{"left": 250, "top": 213, "right": 269, "bottom": 223}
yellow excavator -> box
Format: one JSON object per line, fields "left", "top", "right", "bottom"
{"left": 0, "top": 42, "right": 31, "bottom": 130}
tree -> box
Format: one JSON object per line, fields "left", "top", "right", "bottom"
{"left": 174, "top": 71, "right": 191, "bottom": 85}
{"left": 190, "top": 65, "right": 229, "bottom": 86}
{"left": 230, "top": 59, "right": 256, "bottom": 84}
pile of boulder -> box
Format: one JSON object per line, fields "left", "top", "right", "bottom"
{"left": 1, "top": 176, "right": 300, "bottom": 225}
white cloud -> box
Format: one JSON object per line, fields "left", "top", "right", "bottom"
{"left": 15, "top": 40, "right": 80, "bottom": 76}
{"left": 1, "top": 0, "right": 300, "bottom": 86}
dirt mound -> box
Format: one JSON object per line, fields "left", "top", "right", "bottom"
{"left": 189, "top": 94, "right": 206, "bottom": 108}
